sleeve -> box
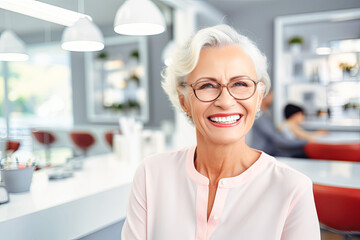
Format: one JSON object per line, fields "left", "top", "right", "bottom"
{"left": 256, "top": 115, "right": 307, "bottom": 149}
{"left": 281, "top": 180, "right": 321, "bottom": 240}
{"left": 121, "top": 162, "right": 147, "bottom": 240}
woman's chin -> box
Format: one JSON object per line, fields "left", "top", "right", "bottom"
{"left": 201, "top": 134, "right": 246, "bottom": 146}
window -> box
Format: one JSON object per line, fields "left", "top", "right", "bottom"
{"left": 0, "top": 43, "right": 72, "bottom": 144}
{"left": 0, "top": 64, "right": 5, "bottom": 138}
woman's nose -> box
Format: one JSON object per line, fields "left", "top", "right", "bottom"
{"left": 214, "top": 87, "right": 237, "bottom": 108}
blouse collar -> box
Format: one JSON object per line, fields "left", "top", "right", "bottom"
{"left": 185, "top": 145, "right": 268, "bottom": 188}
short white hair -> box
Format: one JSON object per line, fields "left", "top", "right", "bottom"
{"left": 162, "top": 24, "right": 271, "bottom": 112}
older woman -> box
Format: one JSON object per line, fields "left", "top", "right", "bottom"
{"left": 121, "top": 25, "right": 320, "bottom": 240}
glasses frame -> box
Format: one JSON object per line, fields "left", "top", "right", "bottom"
{"left": 181, "top": 77, "right": 260, "bottom": 102}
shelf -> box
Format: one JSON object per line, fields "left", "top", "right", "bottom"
{"left": 284, "top": 50, "right": 360, "bottom": 59}
{"left": 274, "top": 9, "right": 360, "bottom": 129}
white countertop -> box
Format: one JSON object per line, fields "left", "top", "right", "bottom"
{"left": 302, "top": 119, "right": 360, "bottom": 131}
{"left": 278, "top": 157, "right": 360, "bottom": 189}
{"left": 314, "top": 131, "right": 360, "bottom": 144}
{"left": 1, "top": 152, "right": 359, "bottom": 240}
{"left": 0, "top": 154, "right": 138, "bottom": 240}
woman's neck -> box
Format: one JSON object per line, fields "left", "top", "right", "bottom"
{"left": 194, "top": 138, "right": 259, "bottom": 185}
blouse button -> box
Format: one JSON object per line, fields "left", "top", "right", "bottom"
{"left": 221, "top": 180, "right": 226, "bottom": 185}
{"left": 213, "top": 215, "right": 218, "bottom": 220}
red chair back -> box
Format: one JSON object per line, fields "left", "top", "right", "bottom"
{"left": 313, "top": 184, "right": 360, "bottom": 232}
{"left": 6, "top": 141, "right": 20, "bottom": 152}
{"left": 104, "top": 129, "right": 121, "bottom": 148}
{"left": 305, "top": 142, "right": 360, "bottom": 162}
{"left": 105, "top": 131, "right": 114, "bottom": 148}
{"left": 69, "top": 132, "right": 95, "bottom": 150}
{"left": 32, "top": 130, "right": 56, "bottom": 145}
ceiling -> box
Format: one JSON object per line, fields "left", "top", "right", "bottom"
{"left": 0, "top": 0, "right": 274, "bottom": 35}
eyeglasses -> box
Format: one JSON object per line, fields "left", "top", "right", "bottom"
{"left": 181, "top": 77, "right": 259, "bottom": 102}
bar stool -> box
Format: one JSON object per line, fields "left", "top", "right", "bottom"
{"left": 32, "top": 130, "right": 56, "bottom": 164}
{"left": 104, "top": 129, "right": 121, "bottom": 149}
{"left": 313, "top": 184, "right": 360, "bottom": 239}
{"left": 69, "top": 131, "right": 95, "bottom": 156}
{"left": 6, "top": 140, "right": 21, "bottom": 154}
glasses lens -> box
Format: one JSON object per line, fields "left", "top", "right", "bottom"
{"left": 192, "top": 80, "right": 220, "bottom": 101}
{"left": 228, "top": 78, "right": 256, "bottom": 100}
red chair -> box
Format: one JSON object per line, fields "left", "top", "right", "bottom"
{"left": 69, "top": 132, "right": 95, "bottom": 156}
{"left": 305, "top": 142, "right": 360, "bottom": 162}
{"left": 104, "top": 129, "right": 121, "bottom": 149}
{"left": 32, "top": 130, "right": 56, "bottom": 164}
{"left": 313, "top": 184, "right": 360, "bottom": 239}
{"left": 6, "top": 141, "right": 20, "bottom": 153}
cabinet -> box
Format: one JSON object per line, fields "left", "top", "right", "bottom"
{"left": 274, "top": 8, "right": 360, "bottom": 131}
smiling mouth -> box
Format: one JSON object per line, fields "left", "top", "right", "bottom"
{"left": 208, "top": 115, "right": 241, "bottom": 124}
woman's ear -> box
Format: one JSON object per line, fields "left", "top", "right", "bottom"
{"left": 178, "top": 91, "right": 191, "bottom": 117}
{"left": 256, "top": 82, "right": 266, "bottom": 110}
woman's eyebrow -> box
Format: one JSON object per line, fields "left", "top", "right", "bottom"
{"left": 229, "top": 75, "right": 251, "bottom": 80}
{"left": 194, "top": 75, "right": 252, "bottom": 83}
{"left": 194, "top": 77, "right": 218, "bottom": 82}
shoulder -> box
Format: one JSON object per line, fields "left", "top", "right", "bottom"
{"left": 261, "top": 153, "right": 312, "bottom": 192}
{"left": 144, "top": 147, "right": 191, "bottom": 167}
{"left": 136, "top": 146, "right": 193, "bottom": 178}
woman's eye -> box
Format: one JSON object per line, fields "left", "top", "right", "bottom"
{"left": 198, "top": 82, "right": 217, "bottom": 89}
{"left": 232, "top": 81, "right": 248, "bottom": 87}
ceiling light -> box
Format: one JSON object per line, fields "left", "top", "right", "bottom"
{"left": 0, "top": 30, "right": 29, "bottom": 61}
{"left": 0, "top": 0, "right": 90, "bottom": 27}
{"left": 61, "top": 17, "right": 104, "bottom": 52}
{"left": 316, "top": 47, "right": 331, "bottom": 55}
{"left": 114, "top": 0, "right": 166, "bottom": 35}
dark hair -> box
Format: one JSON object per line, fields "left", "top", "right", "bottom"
{"left": 284, "top": 104, "right": 304, "bottom": 119}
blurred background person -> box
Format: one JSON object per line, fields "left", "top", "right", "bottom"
{"left": 250, "top": 92, "right": 308, "bottom": 158}
{"left": 279, "top": 104, "right": 328, "bottom": 141}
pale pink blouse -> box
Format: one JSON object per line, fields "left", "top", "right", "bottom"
{"left": 121, "top": 146, "right": 320, "bottom": 240}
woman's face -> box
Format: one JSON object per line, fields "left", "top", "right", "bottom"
{"left": 292, "top": 112, "right": 305, "bottom": 124}
{"left": 179, "top": 45, "right": 264, "bottom": 146}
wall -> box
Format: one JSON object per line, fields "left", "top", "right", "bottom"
{"left": 226, "top": 0, "right": 360, "bottom": 81}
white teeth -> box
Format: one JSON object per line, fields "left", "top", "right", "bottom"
{"left": 210, "top": 115, "right": 241, "bottom": 124}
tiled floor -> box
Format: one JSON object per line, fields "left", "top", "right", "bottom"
{"left": 322, "top": 230, "right": 360, "bottom": 240}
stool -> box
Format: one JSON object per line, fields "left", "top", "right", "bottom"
{"left": 69, "top": 132, "right": 95, "bottom": 156}
{"left": 32, "top": 130, "right": 56, "bottom": 164}
{"left": 6, "top": 140, "right": 21, "bottom": 154}
{"left": 313, "top": 184, "right": 360, "bottom": 239}
{"left": 104, "top": 129, "right": 121, "bottom": 149}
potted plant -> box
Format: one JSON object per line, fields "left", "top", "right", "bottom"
{"left": 288, "top": 35, "right": 304, "bottom": 54}
{"left": 339, "top": 62, "right": 355, "bottom": 80}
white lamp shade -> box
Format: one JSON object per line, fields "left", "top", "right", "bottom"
{"left": 62, "top": 17, "right": 104, "bottom": 52}
{"left": 114, "top": 0, "right": 166, "bottom": 36}
{"left": 0, "top": 30, "right": 29, "bottom": 61}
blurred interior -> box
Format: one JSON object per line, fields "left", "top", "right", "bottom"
{"left": 0, "top": 0, "right": 359, "bottom": 239}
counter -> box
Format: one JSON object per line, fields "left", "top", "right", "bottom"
{"left": 0, "top": 154, "right": 138, "bottom": 240}
{"left": 302, "top": 119, "right": 360, "bottom": 132}
{"left": 2, "top": 152, "right": 359, "bottom": 240}
{"left": 278, "top": 157, "right": 360, "bottom": 188}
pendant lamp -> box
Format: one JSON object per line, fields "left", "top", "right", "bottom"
{"left": 114, "top": 0, "right": 166, "bottom": 35}
{"left": 0, "top": 30, "right": 29, "bottom": 61}
{"left": 61, "top": 17, "right": 104, "bottom": 52}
